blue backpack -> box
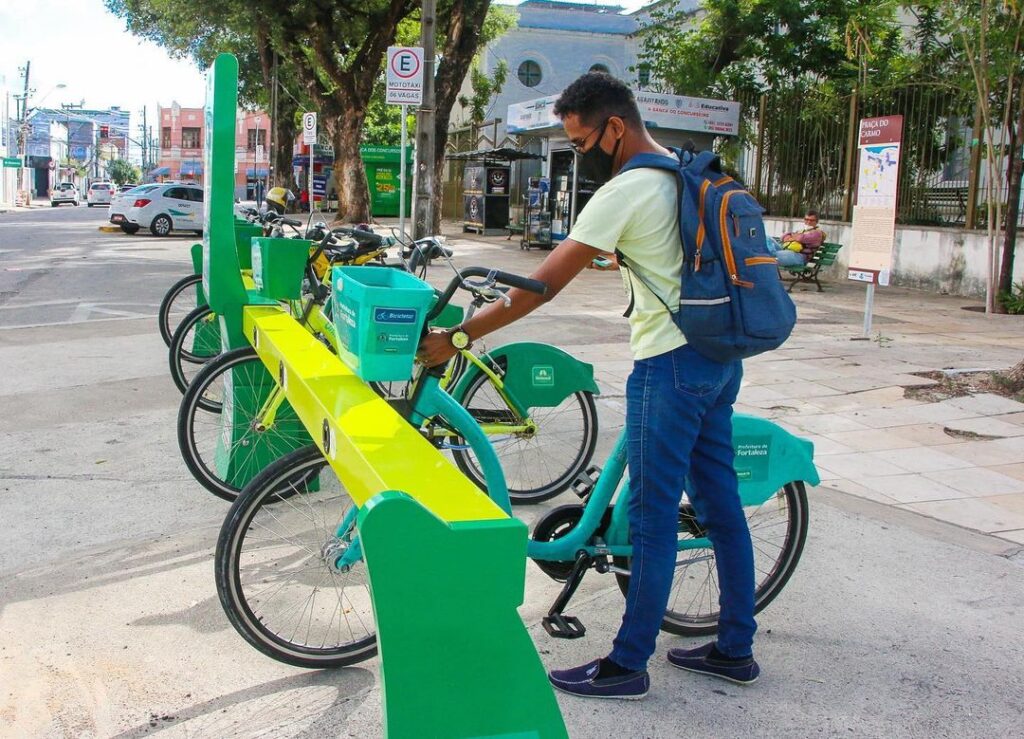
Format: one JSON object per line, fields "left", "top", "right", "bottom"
{"left": 616, "top": 147, "right": 796, "bottom": 363}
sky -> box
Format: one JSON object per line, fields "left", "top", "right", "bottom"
{"left": 0, "top": 0, "right": 650, "bottom": 161}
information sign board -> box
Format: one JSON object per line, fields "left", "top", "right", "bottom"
{"left": 301, "top": 112, "right": 317, "bottom": 145}
{"left": 386, "top": 47, "right": 424, "bottom": 105}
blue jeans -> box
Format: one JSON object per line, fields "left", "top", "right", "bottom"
{"left": 767, "top": 238, "right": 806, "bottom": 267}
{"left": 609, "top": 344, "right": 755, "bottom": 670}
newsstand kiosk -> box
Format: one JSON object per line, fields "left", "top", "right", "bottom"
{"left": 506, "top": 90, "right": 742, "bottom": 242}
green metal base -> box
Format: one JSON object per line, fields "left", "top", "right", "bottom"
{"left": 358, "top": 491, "right": 567, "bottom": 739}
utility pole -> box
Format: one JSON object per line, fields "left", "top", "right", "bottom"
{"left": 412, "top": 0, "right": 436, "bottom": 238}
{"left": 17, "top": 60, "right": 31, "bottom": 201}
{"left": 141, "top": 106, "right": 148, "bottom": 170}
{"left": 270, "top": 52, "right": 278, "bottom": 187}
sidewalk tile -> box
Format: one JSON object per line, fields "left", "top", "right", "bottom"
{"left": 858, "top": 474, "right": 967, "bottom": 504}
{"left": 993, "top": 529, "right": 1024, "bottom": 545}
{"left": 896, "top": 497, "right": 1024, "bottom": 534}
{"left": 989, "top": 463, "right": 1024, "bottom": 482}
{"left": 836, "top": 407, "right": 927, "bottom": 429}
{"left": 871, "top": 446, "right": 974, "bottom": 473}
{"left": 906, "top": 402, "right": 980, "bottom": 424}
{"left": 940, "top": 441, "right": 1024, "bottom": 467}
{"left": 810, "top": 451, "right": 911, "bottom": 478}
{"left": 945, "top": 393, "right": 1024, "bottom": 416}
{"left": 820, "top": 479, "right": 900, "bottom": 506}
{"left": 889, "top": 423, "right": 962, "bottom": 447}
{"left": 943, "top": 417, "right": 1024, "bottom": 438}
{"left": 823, "top": 428, "right": 920, "bottom": 452}
{"left": 996, "top": 411, "right": 1024, "bottom": 425}
{"left": 781, "top": 413, "right": 874, "bottom": 435}
{"left": 922, "top": 467, "right": 1024, "bottom": 496}
{"left": 799, "top": 434, "right": 855, "bottom": 456}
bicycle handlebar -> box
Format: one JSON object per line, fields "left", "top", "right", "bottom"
{"left": 425, "top": 267, "right": 547, "bottom": 323}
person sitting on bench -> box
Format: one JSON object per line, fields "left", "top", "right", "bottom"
{"left": 768, "top": 210, "right": 825, "bottom": 267}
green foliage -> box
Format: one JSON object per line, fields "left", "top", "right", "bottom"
{"left": 458, "top": 60, "right": 508, "bottom": 126}
{"left": 999, "top": 281, "right": 1024, "bottom": 314}
{"left": 107, "top": 159, "right": 141, "bottom": 185}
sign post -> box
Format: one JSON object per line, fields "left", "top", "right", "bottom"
{"left": 302, "top": 112, "right": 317, "bottom": 213}
{"left": 848, "top": 115, "right": 902, "bottom": 339}
{"left": 386, "top": 46, "right": 424, "bottom": 237}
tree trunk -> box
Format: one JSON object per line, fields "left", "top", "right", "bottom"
{"left": 1007, "top": 356, "right": 1024, "bottom": 385}
{"left": 430, "top": 0, "right": 493, "bottom": 235}
{"left": 329, "top": 111, "right": 371, "bottom": 222}
{"left": 274, "top": 106, "right": 298, "bottom": 194}
{"left": 997, "top": 79, "right": 1024, "bottom": 309}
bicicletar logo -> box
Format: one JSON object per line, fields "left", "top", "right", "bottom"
{"left": 532, "top": 366, "right": 554, "bottom": 386}
{"left": 374, "top": 308, "right": 417, "bottom": 323}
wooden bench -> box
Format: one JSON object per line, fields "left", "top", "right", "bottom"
{"left": 781, "top": 242, "right": 843, "bottom": 293}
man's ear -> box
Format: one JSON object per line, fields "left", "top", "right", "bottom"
{"left": 608, "top": 116, "right": 626, "bottom": 139}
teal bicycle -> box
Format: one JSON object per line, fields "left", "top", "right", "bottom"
{"left": 214, "top": 267, "right": 819, "bottom": 668}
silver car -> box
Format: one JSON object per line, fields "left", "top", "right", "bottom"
{"left": 87, "top": 182, "right": 114, "bottom": 207}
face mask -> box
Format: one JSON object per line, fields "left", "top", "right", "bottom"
{"left": 576, "top": 126, "right": 621, "bottom": 185}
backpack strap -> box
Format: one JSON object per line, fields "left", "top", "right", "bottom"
{"left": 614, "top": 248, "right": 676, "bottom": 319}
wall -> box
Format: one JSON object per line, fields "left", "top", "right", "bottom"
{"left": 765, "top": 216, "right": 1024, "bottom": 297}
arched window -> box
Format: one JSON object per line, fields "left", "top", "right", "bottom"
{"left": 518, "top": 60, "right": 543, "bottom": 88}
{"left": 590, "top": 63, "right": 610, "bottom": 74}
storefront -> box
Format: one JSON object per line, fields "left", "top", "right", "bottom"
{"left": 447, "top": 148, "right": 543, "bottom": 236}
{"left": 506, "top": 90, "right": 741, "bottom": 243}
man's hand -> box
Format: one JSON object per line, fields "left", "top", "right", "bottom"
{"left": 417, "top": 329, "right": 458, "bottom": 368}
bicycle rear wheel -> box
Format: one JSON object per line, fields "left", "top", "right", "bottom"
{"left": 450, "top": 370, "right": 598, "bottom": 504}
{"left": 614, "top": 482, "right": 809, "bottom": 636}
{"left": 215, "top": 445, "right": 377, "bottom": 668}
{"left": 169, "top": 304, "right": 221, "bottom": 395}
{"left": 158, "top": 274, "right": 204, "bottom": 347}
{"left": 178, "top": 346, "right": 312, "bottom": 501}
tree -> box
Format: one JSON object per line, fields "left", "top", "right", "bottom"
{"left": 107, "top": 159, "right": 140, "bottom": 185}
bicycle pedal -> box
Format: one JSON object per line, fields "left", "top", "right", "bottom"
{"left": 570, "top": 464, "right": 602, "bottom": 499}
{"left": 542, "top": 613, "right": 586, "bottom": 639}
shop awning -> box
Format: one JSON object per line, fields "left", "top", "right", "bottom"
{"left": 246, "top": 167, "right": 268, "bottom": 177}
{"left": 445, "top": 147, "right": 543, "bottom": 163}
{"left": 180, "top": 162, "right": 204, "bottom": 176}
{"left": 149, "top": 166, "right": 170, "bottom": 176}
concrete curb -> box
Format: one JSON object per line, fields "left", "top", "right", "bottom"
{"left": 97, "top": 225, "right": 123, "bottom": 233}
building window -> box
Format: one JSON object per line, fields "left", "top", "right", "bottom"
{"left": 517, "top": 60, "right": 542, "bottom": 88}
{"left": 247, "top": 128, "right": 267, "bottom": 151}
{"left": 590, "top": 63, "right": 610, "bottom": 74}
{"left": 638, "top": 64, "right": 651, "bottom": 87}
{"left": 181, "top": 127, "right": 201, "bottom": 149}
{"left": 161, "top": 127, "right": 172, "bottom": 148}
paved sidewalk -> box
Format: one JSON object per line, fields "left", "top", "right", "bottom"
{"left": 444, "top": 227, "right": 1024, "bottom": 548}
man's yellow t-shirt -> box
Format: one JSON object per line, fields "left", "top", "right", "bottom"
{"left": 568, "top": 167, "right": 686, "bottom": 360}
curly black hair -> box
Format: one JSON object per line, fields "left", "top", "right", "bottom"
{"left": 553, "top": 72, "right": 642, "bottom": 129}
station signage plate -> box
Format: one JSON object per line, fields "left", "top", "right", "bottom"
{"left": 386, "top": 47, "right": 424, "bottom": 106}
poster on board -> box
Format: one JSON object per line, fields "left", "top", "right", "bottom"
{"left": 849, "top": 115, "right": 903, "bottom": 285}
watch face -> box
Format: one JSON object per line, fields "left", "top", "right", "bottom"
{"left": 451, "top": 330, "right": 470, "bottom": 349}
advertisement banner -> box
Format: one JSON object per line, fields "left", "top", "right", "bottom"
{"left": 849, "top": 115, "right": 903, "bottom": 283}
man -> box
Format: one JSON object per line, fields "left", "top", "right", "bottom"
{"left": 418, "top": 72, "right": 759, "bottom": 699}
{"left": 769, "top": 210, "right": 825, "bottom": 267}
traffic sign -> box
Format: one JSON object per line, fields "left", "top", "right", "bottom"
{"left": 302, "top": 112, "right": 317, "bottom": 145}
{"left": 2, "top": 157, "right": 20, "bottom": 168}
{"left": 386, "top": 46, "right": 424, "bottom": 105}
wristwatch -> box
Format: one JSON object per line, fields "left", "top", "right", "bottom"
{"left": 448, "top": 327, "right": 472, "bottom": 350}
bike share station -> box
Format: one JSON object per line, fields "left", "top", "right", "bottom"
{"left": 505, "top": 91, "right": 742, "bottom": 244}
{"left": 199, "top": 53, "right": 567, "bottom": 738}
{"left": 194, "top": 53, "right": 820, "bottom": 737}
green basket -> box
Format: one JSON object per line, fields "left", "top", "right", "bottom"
{"left": 234, "top": 222, "right": 263, "bottom": 270}
{"left": 332, "top": 266, "right": 435, "bottom": 382}
{"left": 251, "top": 237, "right": 311, "bottom": 301}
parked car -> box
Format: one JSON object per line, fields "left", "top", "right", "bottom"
{"left": 117, "top": 183, "right": 205, "bottom": 236}
{"left": 51, "top": 182, "right": 79, "bottom": 207}
{"left": 109, "top": 184, "right": 161, "bottom": 234}
{"left": 118, "top": 183, "right": 138, "bottom": 193}
{"left": 87, "top": 182, "right": 115, "bottom": 207}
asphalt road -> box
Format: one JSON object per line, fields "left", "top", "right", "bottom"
{"left": 0, "top": 207, "right": 1022, "bottom": 738}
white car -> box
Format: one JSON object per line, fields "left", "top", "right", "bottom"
{"left": 87, "top": 182, "right": 114, "bottom": 207}
{"left": 51, "top": 182, "right": 79, "bottom": 207}
{"left": 115, "top": 183, "right": 204, "bottom": 236}
{"left": 109, "top": 184, "right": 159, "bottom": 234}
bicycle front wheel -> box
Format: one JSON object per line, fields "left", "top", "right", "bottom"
{"left": 178, "top": 346, "right": 311, "bottom": 502}
{"left": 158, "top": 274, "right": 204, "bottom": 347}
{"left": 215, "top": 445, "right": 377, "bottom": 668}
{"left": 450, "top": 370, "right": 598, "bottom": 504}
{"left": 168, "top": 304, "right": 221, "bottom": 395}
{"left": 614, "top": 481, "right": 810, "bottom": 636}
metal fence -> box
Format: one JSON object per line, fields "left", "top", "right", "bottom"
{"left": 731, "top": 85, "right": 1022, "bottom": 229}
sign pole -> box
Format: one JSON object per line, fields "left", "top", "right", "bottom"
{"left": 301, "top": 112, "right": 317, "bottom": 215}
{"left": 399, "top": 104, "right": 408, "bottom": 238}
{"left": 862, "top": 283, "right": 875, "bottom": 337}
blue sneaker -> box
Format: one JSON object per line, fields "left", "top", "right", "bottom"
{"left": 548, "top": 659, "right": 650, "bottom": 700}
{"left": 667, "top": 643, "right": 760, "bottom": 685}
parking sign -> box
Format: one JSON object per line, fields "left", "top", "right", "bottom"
{"left": 386, "top": 47, "right": 424, "bottom": 105}
{"left": 302, "top": 112, "right": 317, "bottom": 145}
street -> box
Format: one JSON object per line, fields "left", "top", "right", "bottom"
{"left": 1, "top": 206, "right": 1023, "bottom": 738}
